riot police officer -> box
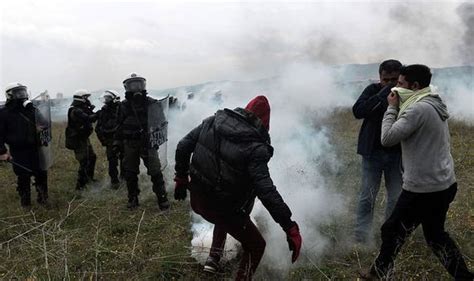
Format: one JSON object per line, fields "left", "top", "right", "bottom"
{"left": 114, "top": 73, "right": 170, "bottom": 210}
{"left": 95, "top": 90, "right": 124, "bottom": 189}
{"left": 0, "top": 82, "right": 49, "bottom": 207}
{"left": 65, "top": 89, "right": 98, "bottom": 190}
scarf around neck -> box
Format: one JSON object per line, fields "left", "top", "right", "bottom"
{"left": 392, "top": 86, "right": 434, "bottom": 119}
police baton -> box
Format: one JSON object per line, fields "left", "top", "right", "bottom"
{"left": 6, "top": 159, "right": 33, "bottom": 173}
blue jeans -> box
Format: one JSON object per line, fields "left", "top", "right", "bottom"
{"left": 355, "top": 149, "right": 402, "bottom": 242}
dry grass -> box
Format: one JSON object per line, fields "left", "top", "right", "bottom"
{"left": 0, "top": 109, "right": 472, "bottom": 280}
{"left": 289, "top": 108, "right": 474, "bottom": 280}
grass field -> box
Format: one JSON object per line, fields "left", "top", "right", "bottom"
{"left": 0, "top": 108, "right": 472, "bottom": 280}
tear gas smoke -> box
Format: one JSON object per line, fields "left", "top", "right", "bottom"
{"left": 1, "top": 1, "right": 472, "bottom": 277}
{"left": 164, "top": 62, "right": 351, "bottom": 275}
{"left": 164, "top": 61, "right": 472, "bottom": 276}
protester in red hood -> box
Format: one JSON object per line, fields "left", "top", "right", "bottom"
{"left": 174, "top": 95, "right": 302, "bottom": 280}
{"left": 245, "top": 95, "right": 270, "bottom": 130}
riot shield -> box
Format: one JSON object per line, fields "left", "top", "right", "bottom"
{"left": 147, "top": 95, "right": 169, "bottom": 170}
{"left": 33, "top": 96, "right": 53, "bottom": 170}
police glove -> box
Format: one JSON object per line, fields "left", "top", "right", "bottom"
{"left": 286, "top": 222, "right": 302, "bottom": 263}
{"left": 89, "top": 113, "right": 98, "bottom": 122}
{"left": 112, "top": 141, "right": 123, "bottom": 154}
{"left": 174, "top": 176, "right": 189, "bottom": 201}
{"left": 0, "top": 152, "right": 12, "bottom": 161}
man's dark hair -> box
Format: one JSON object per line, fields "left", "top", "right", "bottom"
{"left": 400, "top": 64, "right": 432, "bottom": 88}
{"left": 379, "top": 59, "right": 402, "bottom": 74}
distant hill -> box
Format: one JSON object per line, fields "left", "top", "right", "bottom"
{"left": 1, "top": 64, "right": 471, "bottom": 108}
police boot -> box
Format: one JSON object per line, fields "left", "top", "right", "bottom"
{"left": 126, "top": 177, "right": 140, "bottom": 209}
{"left": 77, "top": 161, "right": 88, "bottom": 189}
{"left": 20, "top": 194, "right": 31, "bottom": 208}
{"left": 127, "top": 196, "right": 139, "bottom": 209}
{"left": 35, "top": 172, "right": 49, "bottom": 205}
{"left": 76, "top": 182, "right": 85, "bottom": 190}
{"left": 36, "top": 187, "right": 49, "bottom": 205}
{"left": 86, "top": 152, "right": 97, "bottom": 183}
{"left": 111, "top": 177, "right": 120, "bottom": 190}
{"left": 157, "top": 193, "right": 170, "bottom": 211}
{"left": 17, "top": 175, "right": 31, "bottom": 208}
{"left": 152, "top": 175, "right": 170, "bottom": 211}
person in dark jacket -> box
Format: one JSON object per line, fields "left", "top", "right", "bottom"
{"left": 95, "top": 90, "right": 124, "bottom": 189}
{"left": 352, "top": 59, "right": 403, "bottom": 243}
{"left": 66, "top": 89, "right": 98, "bottom": 190}
{"left": 113, "top": 73, "right": 169, "bottom": 210}
{"left": 0, "top": 82, "right": 48, "bottom": 207}
{"left": 174, "top": 95, "right": 302, "bottom": 280}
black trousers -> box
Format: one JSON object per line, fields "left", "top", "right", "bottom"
{"left": 122, "top": 139, "right": 165, "bottom": 199}
{"left": 10, "top": 146, "right": 48, "bottom": 205}
{"left": 73, "top": 139, "right": 97, "bottom": 187}
{"left": 105, "top": 144, "right": 124, "bottom": 182}
{"left": 372, "top": 183, "right": 473, "bottom": 280}
{"left": 15, "top": 170, "right": 48, "bottom": 206}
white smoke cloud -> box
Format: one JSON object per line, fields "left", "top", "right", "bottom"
{"left": 1, "top": 0, "right": 472, "bottom": 277}
{"left": 444, "top": 86, "right": 474, "bottom": 124}
{"left": 1, "top": 1, "right": 472, "bottom": 97}
{"left": 164, "top": 62, "right": 353, "bottom": 276}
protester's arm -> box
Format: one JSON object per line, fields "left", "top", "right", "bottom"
{"left": 174, "top": 121, "right": 205, "bottom": 178}
{"left": 173, "top": 118, "right": 208, "bottom": 200}
{"left": 248, "top": 145, "right": 294, "bottom": 231}
{"left": 248, "top": 145, "right": 302, "bottom": 262}
{"left": 381, "top": 105, "right": 422, "bottom": 147}
{"left": 353, "top": 85, "right": 391, "bottom": 119}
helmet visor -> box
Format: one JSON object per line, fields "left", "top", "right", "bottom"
{"left": 124, "top": 80, "right": 146, "bottom": 92}
{"left": 101, "top": 95, "right": 114, "bottom": 104}
{"left": 10, "top": 88, "right": 29, "bottom": 100}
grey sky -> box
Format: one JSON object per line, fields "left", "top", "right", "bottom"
{"left": 0, "top": 0, "right": 471, "bottom": 99}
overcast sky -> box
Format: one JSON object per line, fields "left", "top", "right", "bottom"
{"left": 0, "top": 0, "right": 472, "bottom": 98}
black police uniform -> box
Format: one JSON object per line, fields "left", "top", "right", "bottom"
{"left": 0, "top": 100, "right": 48, "bottom": 206}
{"left": 66, "top": 99, "right": 97, "bottom": 189}
{"left": 114, "top": 91, "right": 168, "bottom": 209}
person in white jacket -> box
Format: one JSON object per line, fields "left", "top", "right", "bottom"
{"left": 361, "top": 64, "right": 473, "bottom": 280}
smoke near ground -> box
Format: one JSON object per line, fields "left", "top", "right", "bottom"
{"left": 164, "top": 61, "right": 471, "bottom": 275}
{"left": 0, "top": 0, "right": 472, "bottom": 278}
{"left": 32, "top": 59, "right": 471, "bottom": 275}
{"left": 163, "top": 62, "right": 352, "bottom": 274}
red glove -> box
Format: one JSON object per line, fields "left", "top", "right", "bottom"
{"left": 286, "top": 222, "right": 302, "bottom": 263}
{"left": 174, "top": 176, "right": 189, "bottom": 201}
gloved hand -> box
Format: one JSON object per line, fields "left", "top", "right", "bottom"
{"left": 0, "top": 152, "right": 12, "bottom": 161}
{"left": 174, "top": 176, "right": 189, "bottom": 200}
{"left": 286, "top": 222, "right": 302, "bottom": 263}
{"left": 112, "top": 141, "right": 123, "bottom": 154}
{"left": 89, "top": 113, "right": 98, "bottom": 122}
